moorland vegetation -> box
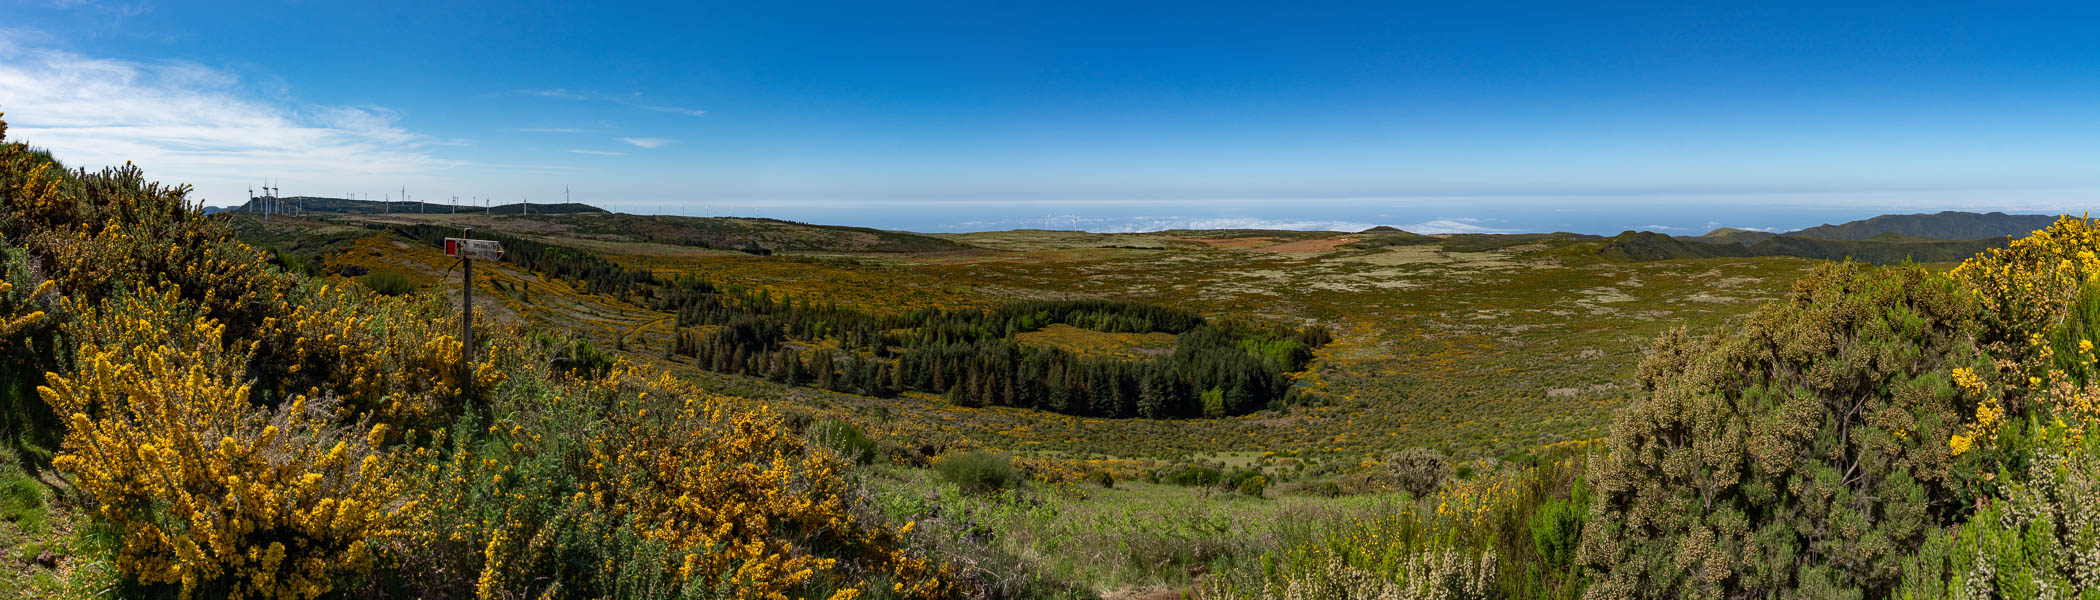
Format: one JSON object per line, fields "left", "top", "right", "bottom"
{"left": 388, "top": 223, "right": 1334, "bottom": 418}
{"left": 4, "top": 109, "right": 2100, "bottom": 600}
{"left": 0, "top": 114, "right": 988, "bottom": 599}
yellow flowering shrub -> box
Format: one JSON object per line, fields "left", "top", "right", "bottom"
{"left": 1947, "top": 215, "right": 2100, "bottom": 457}
{"left": 1953, "top": 215, "right": 2100, "bottom": 359}
{"left": 252, "top": 281, "right": 503, "bottom": 428}
{"left": 3, "top": 115, "right": 283, "bottom": 332}
{"left": 581, "top": 371, "right": 953, "bottom": 600}
{"left": 39, "top": 288, "right": 413, "bottom": 599}
{"left": 0, "top": 277, "right": 50, "bottom": 340}
{"left": 33, "top": 171, "right": 281, "bottom": 324}
{"left": 0, "top": 114, "right": 69, "bottom": 238}
{"left": 0, "top": 245, "right": 60, "bottom": 443}
{"left": 1, "top": 113, "right": 967, "bottom": 599}
{"left": 391, "top": 355, "right": 960, "bottom": 599}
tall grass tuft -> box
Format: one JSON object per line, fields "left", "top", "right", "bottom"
{"left": 935, "top": 451, "right": 1018, "bottom": 494}
{"left": 359, "top": 269, "right": 417, "bottom": 296}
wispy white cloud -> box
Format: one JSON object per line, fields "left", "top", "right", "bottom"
{"left": 518, "top": 88, "right": 588, "bottom": 100}
{"left": 517, "top": 88, "right": 705, "bottom": 117}
{"left": 635, "top": 104, "right": 706, "bottom": 117}
{"left": 1060, "top": 216, "right": 1378, "bottom": 233}
{"left": 1395, "top": 218, "right": 1517, "bottom": 234}
{"left": 0, "top": 34, "right": 456, "bottom": 205}
{"left": 619, "top": 137, "right": 672, "bottom": 149}
{"left": 45, "top": 0, "right": 151, "bottom": 16}
{"left": 567, "top": 149, "right": 626, "bottom": 156}
{"left": 1700, "top": 221, "right": 1778, "bottom": 233}
{"left": 1642, "top": 224, "right": 1688, "bottom": 231}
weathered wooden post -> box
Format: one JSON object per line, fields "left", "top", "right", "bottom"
{"left": 462, "top": 227, "right": 473, "bottom": 379}
{"left": 445, "top": 229, "right": 503, "bottom": 397}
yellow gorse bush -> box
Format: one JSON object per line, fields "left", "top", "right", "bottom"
{"left": 1949, "top": 215, "right": 2100, "bottom": 457}
{"left": 1953, "top": 215, "right": 2100, "bottom": 350}
{"left": 0, "top": 277, "right": 51, "bottom": 339}
{"left": 40, "top": 288, "right": 413, "bottom": 600}
{"left": 256, "top": 281, "right": 503, "bottom": 428}
{"left": 2, "top": 113, "right": 966, "bottom": 599}
{"left": 0, "top": 115, "right": 68, "bottom": 234}
{"left": 581, "top": 372, "right": 951, "bottom": 600}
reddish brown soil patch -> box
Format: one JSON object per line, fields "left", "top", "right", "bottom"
{"left": 1175, "top": 236, "right": 1283, "bottom": 250}
{"left": 1254, "top": 237, "right": 1358, "bottom": 253}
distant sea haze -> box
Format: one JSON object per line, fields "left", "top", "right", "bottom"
{"left": 643, "top": 199, "right": 2066, "bottom": 236}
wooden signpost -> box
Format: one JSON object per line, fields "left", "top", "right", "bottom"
{"left": 445, "top": 229, "right": 503, "bottom": 394}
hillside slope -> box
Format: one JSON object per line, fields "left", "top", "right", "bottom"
{"left": 331, "top": 212, "right": 972, "bottom": 254}
{"left": 1595, "top": 230, "right": 2006, "bottom": 263}
{"left": 233, "top": 196, "right": 609, "bottom": 215}
{"left": 1788, "top": 210, "right": 2056, "bottom": 240}
{"left": 0, "top": 115, "right": 993, "bottom": 599}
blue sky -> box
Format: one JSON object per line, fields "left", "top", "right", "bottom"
{"left": 3, "top": 1, "right": 2100, "bottom": 233}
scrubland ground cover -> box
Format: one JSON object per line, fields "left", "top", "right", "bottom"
{"left": 5, "top": 107, "right": 2089, "bottom": 600}
{"left": 316, "top": 210, "right": 1817, "bottom": 460}
{"left": 276, "top": 202, "right": 1826, "bottom": 596}
{"left": 0, "top": 115, "right": 1018, "bottom": 599}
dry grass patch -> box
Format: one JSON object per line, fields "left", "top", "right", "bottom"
{"left": 1015, "top": 324, "right": 1177, "bottom": 360}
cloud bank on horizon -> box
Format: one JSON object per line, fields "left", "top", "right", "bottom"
{"left": 0, "top": 36, "right": 456, "bottom": 203}
{"left": 948, "top": 214, "right": 1526, "bottom": 235}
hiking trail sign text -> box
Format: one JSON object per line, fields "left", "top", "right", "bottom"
{"left": 444, "top": 238, "right": 504, "bottom": 260}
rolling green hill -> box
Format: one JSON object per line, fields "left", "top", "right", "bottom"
{"left": 1787, "top": 210, "right": 2056, "bottom": 240}
{"left": 321, "top": 211, "right": 974, "bottom": 255}
{"left": 233, "top": 196, "right": 608, "bottom": 215}
{"left": 548, "top": 213, "right": 973, "bottom": 253}
{"left": 1691, "top": 227, "right": 1779, "bottom": 245}
{"left": 1594, "top": 230, "right": 2005, "bottom": 263}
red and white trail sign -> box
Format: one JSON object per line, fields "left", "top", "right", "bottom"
{"left": 444, "top": 237, "right": 504, "bottom": 260}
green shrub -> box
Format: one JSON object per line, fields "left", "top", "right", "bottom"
{"left": 1580, "top": 263, "right": 1980, "bottom": 599}
{"left": 1220, "top": 467, "right": 1264, "bottom": 493}
{"left": 261, "top": 244, "right": 318, "bottom": 276}
{"left": 1292, "top": 480, "right": 1343, "bottom": 498}
{"left": 935, "top": 451, "right": 1018, "bottom": 495}
{"left": 1234, "top": 475, "right": 1266, "bottom": 497}
{"left": 1158, "top": 464, "right": 1223, "bottom": 487}
{"left": 1528, "top": 491, "right": 1585, "bottom": 576}
{"left": 809, "top": 419, "right": 879, "bottom": 465}
{"left": 1898, "top": 442, "right": 2100, "bottom": 599}
{"left": 532, "top": 331, "right": 613, "bottom": 379}
{"left": 360, "top": 269, "right": 417, "bottom": 296}
{"left": 1387, "top": 447, "right": 1453, "bottom": 497}
{"left": 1200, "top": 387, "right": 1227, "bottom": 418}
{"left": 1085, "top": 470, "right": 1116, "bottom": 488}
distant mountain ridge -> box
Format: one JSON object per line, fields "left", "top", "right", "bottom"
{"left": 1696, "top": 227, "right": 1779, "bottom": 245}
{"left": 1785, "top": 211, "right": 2058, "bottom": 241}
{"left": 1576, "top": 210, "right": 2064, "bottom": 264}
{"left": 225, "top": 196, "right": 607, "bottom": 215}
{"left": 1596, "top": 230, "right": 2006, "bottom": 264}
